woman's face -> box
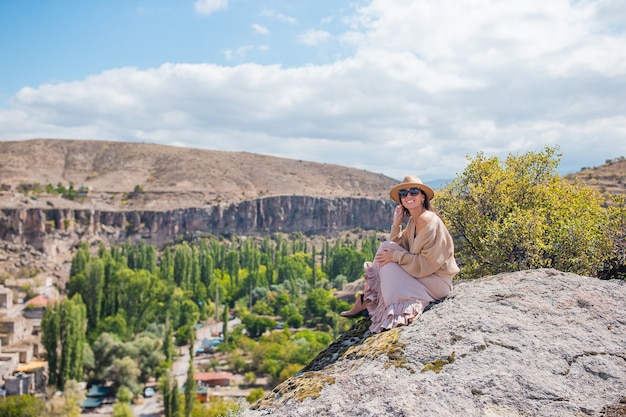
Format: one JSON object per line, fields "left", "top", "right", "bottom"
{"left": 399, "top": 187, "right": 423, "bottom": 209}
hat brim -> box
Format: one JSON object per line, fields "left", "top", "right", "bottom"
{"left": 389, "top": 182, "right": 435, "bottom": 203}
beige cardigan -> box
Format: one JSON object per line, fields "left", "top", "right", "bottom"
{"left": 390, "top": 214, "right": 460, "bottom": 279}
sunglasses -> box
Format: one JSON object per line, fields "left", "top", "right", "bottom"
{"left": 398, "top": 187, "right": 421, "bottom": 198}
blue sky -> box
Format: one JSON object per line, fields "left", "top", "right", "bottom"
{"left": 0, "top": 0, "right": 354, "bottom": 95}
{"left": 1, "top": 0, "right": 625, "bottom": 182}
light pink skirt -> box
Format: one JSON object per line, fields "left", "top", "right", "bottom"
{"left": 364, "top": 241, "right": 452, "bottom": 333}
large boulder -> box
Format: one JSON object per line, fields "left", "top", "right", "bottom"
{"left": 244, "top": 269, "right": 626, "bottom": 417}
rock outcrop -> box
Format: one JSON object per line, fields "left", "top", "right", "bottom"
{"left": 0, "top": 196, "right": 395, "bottom": 251}
{"left": 244, "top": 269, "right": 626, "bottom": 417}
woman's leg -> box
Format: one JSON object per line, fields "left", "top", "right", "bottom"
{"left": 341, "top": 240, "right": 400, "bottom": 317}
{"left": 367, "top": 241, "right": 441, "bottom": 332}
{"left": 339, "top": 282, "right": 371, "bottom": 317}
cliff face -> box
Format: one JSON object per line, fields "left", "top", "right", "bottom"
{"left": 243, "top": 269, "right": 626, "bottom": 417}
{"left": 0, "top": 196, "right": 395, "bottom": 251}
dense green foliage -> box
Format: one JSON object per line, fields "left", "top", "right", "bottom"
{"left": 41, "top": 231, "right": 373, "bottom": 396}
{"left": 437, "top": 147, "right": 624, "bottom": 279}
{"left": 0, "top": 386, "right": 82, "bottom": 417}
{"left": 603, "top": 194, "right": 626, "bottom": 280}
{"left": 18, "top": 182, "right": 84, "bottom": 200}
{"left": 0, "top": 395, "right": 46, "bottom": 417}
{"left": 40, "top": 295, "right": 87, "bottom": 389}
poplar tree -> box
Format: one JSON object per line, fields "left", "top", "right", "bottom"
{"left": 184, "top": 332, "right": 195, "bottom": 417}
{"left": 83, "top": 259, "right": 104, "bottom": 334}
{"left": 160, "top": 369, "right": 180, "bottom": 417}
{"left": 174, "top": 242, "right": 192, "bottom": 288}
{"left": 163, "top": 315, "right": 174, "bottom": 364}
{"left": 69, "top": 242, "right": 90, "bottom": 278}
{"left": 41, "top": 301, "right": 61, "bottom": 387}
{"left": 42, "top": 295, "right": 87, "bottom": 389}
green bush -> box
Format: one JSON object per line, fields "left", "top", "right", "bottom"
{"left": 437, "top": 146, "right": 615, "bottom": 279}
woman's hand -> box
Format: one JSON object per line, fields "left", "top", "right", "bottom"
{"left": 392, "top": 205, "right": 403, "bottom": 227}
{"left": 393, "top": 205, "right": 403, "bottom": 219}
{"left": 375, "top": 248, "right": 395, "bottom": 267}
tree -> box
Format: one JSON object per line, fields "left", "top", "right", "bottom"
{"left": 116, "top": 268, "right": 164, "bottom": 335}
{"left": 160, "top": 370, "right": 180, "bottom": 417}
{"left": 277, "top": 253, "right": 311, "bottom": 285}
{"left": 0, "top": 395, "right": 46, "bottom": 417}
{"left": 602, "top": 194, "right": 626, "bottom": 280}
{"left": 324, "top": 246, "right": 366, "bottom": 282}
{"left": 83, "top": 259, "right": 105, "bottom": 334}
{"left": 112, "top": 402, "right": 134, "bottom": 417}
{"left": 277, "top": 363, "right": 302, "bottom": 384}
{"left": 191, "top": 397, "right": 239, "bottom": 417}
{"left": 286, "top": 313, "right": 304, "bottom": 329}
{"left": 41, "top": 300, "right": 61, "bottom": 387}
{"left": 242, "top": 315, "right": 277, "bottom": 339}
{"left": 304, "top": 288, "right": 332, "bottom": 321}
{"left": 132, "top": 333, "right": 166, "bottom": 383}
{"left": 243, "top": 371, "right": 257, "bottom": 386}
{"left": 174, "top": 242, "right": 192, "bottom": 288}
{"left": 437, "top": 146, "right": 613, "bottom": 279}
{"left": 45, "top": 379, "right": 83, "bottom": 417}
{"left": 221, "top": 305, "right": 229, "bottom": 342}
{"left": 69, "top": 242, "right": 90, "bottom": 279}
{"left": 107, "top": 356, "right": 141, "bottom": 394}
{"left": 163, "top": 315, "right": 174, "bottom": 364}
{"left": 112, "top": 386, "right": 134, "bottom": 417}
{"left": 42, "top": 295, "right": 87, "bottom": 390}
{"left": 96, "top": 313, "right": 128, "bottom": 341}
{"left": 184, "top": 332, "right": 196, "bottom": 417}
{"left": 90, "top": 332, "right": 123, "bottom": 381}
{"left": 246, "top": 387, "right": 265, "bottom": 404}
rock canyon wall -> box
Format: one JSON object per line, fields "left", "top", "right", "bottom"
{"left": 0, "top": 196, "right": 396, "bottom": 252}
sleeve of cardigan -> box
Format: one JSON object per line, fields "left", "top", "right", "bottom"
{"left": 390, "top": 222, "right": 409, "bottom": 250}
{"left": 391, "top": 220, "right": 453, "bottom": 278}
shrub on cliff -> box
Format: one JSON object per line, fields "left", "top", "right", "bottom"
{"left": 437, "top": 146, "right": 619, "bottom": 279}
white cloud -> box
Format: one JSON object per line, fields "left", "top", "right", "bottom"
{"left": 252, "top": 23, "right": 270, "bottom": 35}
{"left": 260, "top": 9, "right": 297, "bottom": 24}
{"left": 2, "top": 0, "right": 626, "bottom": 181}
{"left": 298, "top": 29, "right": 331, "bottom": 46}
{"left": 194, "top": 0, "right": 228, "bottom": 16}
{"left": 222, "top": 45, "right": 269, "bottom": 61}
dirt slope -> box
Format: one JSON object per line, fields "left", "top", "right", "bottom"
{"left": 0, "top": 139, "right": 398, "bottom": 210}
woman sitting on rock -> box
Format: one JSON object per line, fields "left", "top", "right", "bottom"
{"left": 340, "top": 175, "right": 459, "bottom": 333}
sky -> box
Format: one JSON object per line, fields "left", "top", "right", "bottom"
{"left": 1, "top": 0, "right": 625, "bottom": 183}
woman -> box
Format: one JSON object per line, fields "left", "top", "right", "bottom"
{"left": 340, "top": 175, "right": 459, "bottom": 333}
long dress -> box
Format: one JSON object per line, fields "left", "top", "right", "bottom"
{"left": 363, "top": 214, "right": 459, "bottom": 333}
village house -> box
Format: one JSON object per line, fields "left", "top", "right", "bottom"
{"left": 194, "top": 371, "right": 233, "bottom": 388}
{"left": 0, "top": 316, "right": 33, "bottom": 347}
{"left": 22, "top": 294, "right": 53, "bottom": 319}
{"left": 0, "top": 284, "right": 55, "bottom": 396}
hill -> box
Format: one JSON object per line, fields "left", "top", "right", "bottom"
{"left": 1, "top": 140, "right": 624, "bottom": 211}
{"left": 564, "top": 157, "right": 626, "bottom": 199}
{"left": 0, "top": 139, "right": 398, "bottom": 211}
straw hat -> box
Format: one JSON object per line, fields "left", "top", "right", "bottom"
{"left": 389, "top": 175, "right": 435, "bottom": 203}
